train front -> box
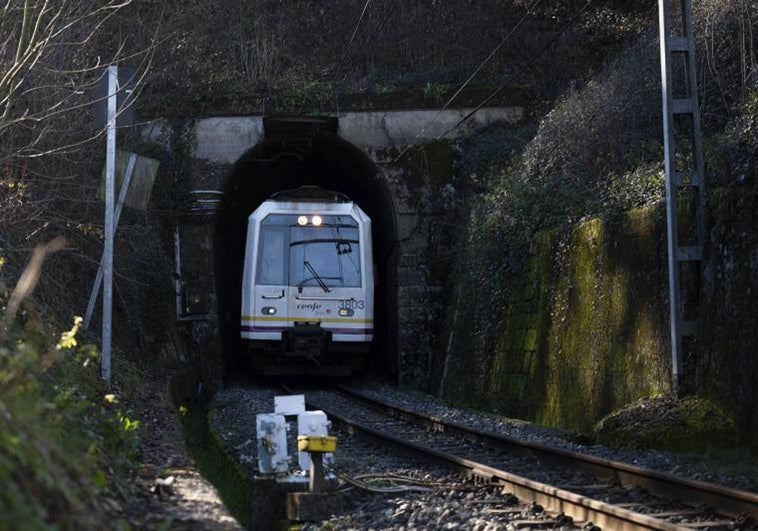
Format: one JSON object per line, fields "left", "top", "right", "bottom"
{"left": 240, "top": 194, "right": 374, "bottom": 375}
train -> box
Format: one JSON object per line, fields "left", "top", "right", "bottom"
{"left": 240, "top": 186, "right": 374, "bottom": 375}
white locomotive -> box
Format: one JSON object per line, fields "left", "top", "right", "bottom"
{"left": 241, "top": 187, "right": 374, "bottom": 374}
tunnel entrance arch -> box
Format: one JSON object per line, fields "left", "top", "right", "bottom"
{"left": 215, "top": 117, "right": 399, "bottom": 375}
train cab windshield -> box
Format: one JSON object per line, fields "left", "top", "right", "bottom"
{"left": 256, "top": 214, "right": 362, "bottom": 288}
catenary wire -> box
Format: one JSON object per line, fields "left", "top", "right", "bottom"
{"left": 363, "top": 0, "right": 401, "bottom": 51}
{"left": 391, "top": 0, "right": 545, "bottom": 162}
{"left": 394, "top": 0, "right": 603, "bottom": 163}
{"left": 343, "top": 0, "right": 375, "bottom": 63}
{"left": 336, "top": 0, "right": 400, "bottom": 115}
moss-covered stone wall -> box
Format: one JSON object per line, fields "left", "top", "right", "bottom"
{"left": 439, "top": 183, "right": 758, "bottom": 449}
{"left": 696, "top": 185, "right": 758, "bottom": 449}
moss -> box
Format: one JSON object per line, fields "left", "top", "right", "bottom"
{"left": 671, "top": 448, "right": 758, "bottom": 491}
{"left": 441, "top": 201, "right": 674, "bottom": 433}
{"left": 591, "top": 396, "right": 738, "bottom": 453}
{"left": 440, "top": 183, "right": 758, "bottom": 445}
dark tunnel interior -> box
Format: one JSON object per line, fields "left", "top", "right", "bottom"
{"left": 214, "top": 126, "right": 399, "bottom": 376}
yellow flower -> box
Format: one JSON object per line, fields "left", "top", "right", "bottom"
{"left": 56, "top": 316, "right": 83, "bottom": 350}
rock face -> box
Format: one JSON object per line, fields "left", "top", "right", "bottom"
{"left": 437, "top": 183, "right": 758, "bottom": 451}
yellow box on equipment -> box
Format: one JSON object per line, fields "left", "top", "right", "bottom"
{"left": 297, "top": 435, "right": 337, "bottom": 453}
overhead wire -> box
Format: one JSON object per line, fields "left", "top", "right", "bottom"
{"left": 342, "top": 0, "right": 375, "bottom": 65}
{"left": 294, "top": 0, "right": 375, "bottom": 115}
{"left": 391, "top": 0, "right": 545, "bottom": 162}
{"left": 394, "top": 0, "right": 602, "bottom": 163}
{"left": 335, "top": 0, "right": 402, "bottom": 115}
{"left": 363, "top": 0, "right": 400, "bottom": 51}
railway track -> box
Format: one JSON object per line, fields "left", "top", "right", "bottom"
{"left": 283, "top": 384, "right": 758, "bottom": 530}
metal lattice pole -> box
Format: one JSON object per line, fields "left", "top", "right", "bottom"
{"left": 658, "top": 0, "right": 706, "bottom": 395}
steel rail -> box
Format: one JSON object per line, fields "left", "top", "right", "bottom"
{"left": 335, "top": 385, "right": 758, "bottom": 522}
{"left": 284, "top": 386, "right": 688, "bottom": 531}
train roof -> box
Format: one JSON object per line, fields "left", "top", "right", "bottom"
{"left": 270, "top": 186, "right": 350, "bottom": 203}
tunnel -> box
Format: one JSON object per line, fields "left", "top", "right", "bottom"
{"left": 214, "top": 116, "right": 399, "bottom": 376}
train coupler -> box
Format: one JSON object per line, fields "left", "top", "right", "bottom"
{"left": 283, "top": 324, "right": 332, "bottom": 361}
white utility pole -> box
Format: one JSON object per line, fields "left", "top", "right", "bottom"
{"left": 102, "top": 65, "right": 117, "bottom": 383}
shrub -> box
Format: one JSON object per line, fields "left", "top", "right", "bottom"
{"left": 0, "top": 268, "right": 140, "bottom": 529}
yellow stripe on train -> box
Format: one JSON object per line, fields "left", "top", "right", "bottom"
{"left": 241, "top": 316, "right": 373, "bottom": 324}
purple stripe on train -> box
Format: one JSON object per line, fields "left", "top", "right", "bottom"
{"left": 240, "top": 325, "right": 288, "bottom": 332}
{"left": 241, "top": 325, "right": 373, "bottom": 335}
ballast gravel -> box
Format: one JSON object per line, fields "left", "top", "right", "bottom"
{"left": 347, "top": 380, "right": 758, "bottom": 493}
{"left": 209, "top": 384, "right": 580, "bottom": 530}
{"left": 301, "top": 479, "right": 576, "bottom": 531}
{"left": 210, "top": 385, "right": 277, "bottom": 474}
{"left": 207, "top": 381, "right": 755, "bottom": 530}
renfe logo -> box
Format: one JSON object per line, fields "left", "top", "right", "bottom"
{"left": 296, "top": 302, "right": 322, "bottom": 311}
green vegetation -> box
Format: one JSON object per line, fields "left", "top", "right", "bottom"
{"left": 436, "top": 0, "right": 758, "bottom": 452}
{"left": 673, "top": 448, "right": 758, "bottom": 492}
{"left": 1, "top": 6, "right": 757, "bottom": 531}
{"left": 0, "top": 277, "right": 141, "bottom": 529}
{"left": 133, "top": 1, "right": 652, "bottom": 118}
{"left": 440, "top": 203, "right": 671, "bottom": 430}
{"left": 421, "top": 82, "right": 448, "bottom": 103}
{"left": 440, "top": 181, "right": 758, "bottom": 451}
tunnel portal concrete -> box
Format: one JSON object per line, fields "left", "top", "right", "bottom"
{"left": 158, "top": 106, "right": 524, "bottom": 388}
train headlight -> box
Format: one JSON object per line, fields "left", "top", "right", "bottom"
{"left": 297, "top": 215, "right": 308, "bottom": 226}
{"left": 338, "top": 308, "right": 354, "bottom": 317}
{"left": 311, "top": 215, "right": 323, "bottom": 226}
{"left": 261, "top": 307, "right": 277, "bottom": 315}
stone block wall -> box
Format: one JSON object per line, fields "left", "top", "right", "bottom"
{"left": 370, "top": 145, "right": 457, "bottom": 385}
{"left": 696, "top": 186, "right": 758, "bottom": 448}
{"left": 439, "top": 184, "right": 758, "bottom": 448}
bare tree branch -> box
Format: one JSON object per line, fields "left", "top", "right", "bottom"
{"left": 2, "top": 236, "right": 67, "bottom": 337}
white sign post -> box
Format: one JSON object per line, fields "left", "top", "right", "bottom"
{"left": 102, "top": 65, "right": 117, "bottom": 383}
{"left": 83, "top": 153, "right": 137, "bottom": 331}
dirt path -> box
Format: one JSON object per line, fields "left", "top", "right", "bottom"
{"left": 124, "top": 369, "right": 243, "bottom": 530}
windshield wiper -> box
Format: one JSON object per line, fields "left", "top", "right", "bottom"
{"left": 303, "top": 261, "right": 331, "bottom": 293}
